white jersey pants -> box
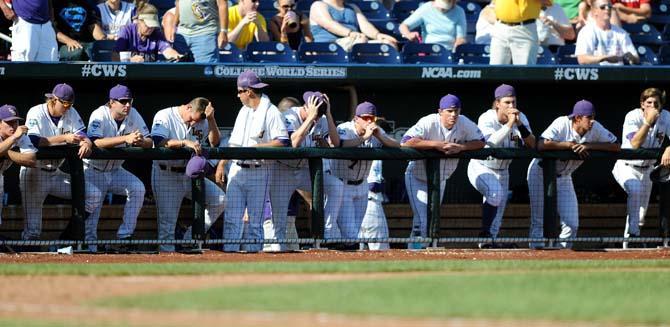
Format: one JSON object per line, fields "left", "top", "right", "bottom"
{"left": 405, "top": 172, "right": 446, "bottom": 238}
{"left": 323, "top": 172, "right": 344, "bottom": 239}
{"left": 223, "top": 164, "right": 270, "bottom": 252}
{"left": 489, "top": 21, "right": 538, "bottom": 65}
{"left": 10, "top": 17, "right": 58, "bottom": 61}
{"left": 337, "top": 181, "right": 369, "bottom": 240}
{"left": 267, "top": 164, "right": 311, "bottom": 250}
{"left": 612, "top": 161, "right": 653, "bottom": 237}
{"left": 358, "top": 191, "right": 389, "bottom": 250}
{"left": 467, "top": 160, "right": 510, "bottom": 238}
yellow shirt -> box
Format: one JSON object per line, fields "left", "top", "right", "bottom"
{"left": 494, "top": 0, "right": 542, "bottom": 23}
{"left": 229, "top": 6, "right": 268, "bottom": 49}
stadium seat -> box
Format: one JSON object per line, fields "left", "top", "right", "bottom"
{"left": 401, "top": 43, "right": 452, "bottom": 64}
{"left": 658, "top": 44, "right": 670, "bottom": 64}
{"left": 391, "top": 0, "right": 421, "bottom": 21}
{"left": 219, "top": 43, "right": 245, "bottom": 63}
{"left": 258, "top": 0, "right": 278, "bottom": 12}
{"left": 650, "top": 0, "right": 670, "bottom": 25}
{"left": 350, "top": 43, "right": 401, "bottom": 64}
{"left": 350, "top": 0, "right": 391, "bottom": 21}
{"left": 245, "top": 41, "right": 297, "bottom": 63}
{"left": 91, "top": 40, "right": 116, "bottom": 62}
{"left": 298, "top": 42, "right": 349, "bottom": 63}
{"left": 462, "top": 1, "right": 481, "bottom": 17}
{"left": 555, "top": 44, "right": 578, "bottom": 65}
{"left": 536, "top": 46, "right": 557, "bottom": 65}
{"left": 370, "top": 20, "right": 403, "bottom": 40}
{"left": 637, "top": 45, "right": 660, "bottom": 65}
{"left": 622, "top": 23, "right": 665, "bottom": 46}
{"left": 296, "top": 0, "right": 315, "bottom": 14}
{"left": 453, "top": 43, "right": 490, "bottom": 64}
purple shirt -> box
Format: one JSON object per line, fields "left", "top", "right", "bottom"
{"left": 114, "top": 23, "right": 171, "bottom": 62}
{"left": 13, "top": 0, "right": 51, "bottom": 24}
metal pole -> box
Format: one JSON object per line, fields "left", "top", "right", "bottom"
{"left": 61, "top": 147, "right": 86, "bottom": 243}
{"left": 191, "top": 177, "right": 206, "bottom": 240}
{"left": 542, "top": 159, "right": 559, "bottom": 245}
{"left": 426, "top": 158, "right": 441, "bottom": 243}
{"left": 308, "top": 158, "right": 324, "bottom": 244}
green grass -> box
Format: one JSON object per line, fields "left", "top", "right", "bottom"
{"left": 1, "top": 259, "right": 670, "bottom": 276}
{"left": 0, "top": 319, "right": 133, "bottom": 327}
{"left": 102, "top": 269, "right": 670, "bottom": 324}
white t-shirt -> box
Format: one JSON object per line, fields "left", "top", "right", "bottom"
{"left": 151, "top": 106, "right": 209, "bottom": 168}
{"left": 540, "top": 115, "right": 618, "bottom": 175}
{"left": 537, "top": 4, "right": 571, "bottom": 46}
{"left": 473, "top": 109, "right": 532, "bottom": 170}
{"left": 403, "top": 113, "right": 484, "bottom": 181}
{"left": 575, "top": 22, "right": 637, "bottom": 66}
{"left": 85, "top": 105, "right": 150, "bottom": 171}
{"left": 619, "top": 108, "right": 670, "bottom": 167}
{"left": 97, "top": 1, "right": 136, "bottom": 37}
{"left": 279, "top": 106, "right": 330, "bottom": 168}
{"left": 328, "top": 120, "right": 385, "bottom": 182}
{"left": 25, "top": 103, "right": 86, "bottom": 169}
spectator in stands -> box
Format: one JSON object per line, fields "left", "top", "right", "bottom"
{"left": 114, "top": 4, "right": 182, "bottom": 62}
{"left": 310, "top": 0, "right": 397, "bottom": 51}
{"left": 0, "top": 0, "right": 59, "bottom": 61}
{"left": 612, "top": 0, "right": 651, "bottom": 24}
{"left": 575, "top": 0, "right": 638, "bottom": 65}
{"left": 269, "top": 0, "right": 313, "bottom": 50}
{"left": 537, "top": 0, "right": 575, "bottom": 47}
{"left": 489, "top": 0, "right": 541, "bottom": 65}
{"left": 96, "top": 0, "right": 135, "bottom": 40}
{"left": 53, "top": 0, "right": 106, "bottom": 61}
{"left": 577, "top": 0, "right": 620, "bottom": 31}
{"left": 554, "top": 0, "right": 582, "bottom": 24}
{"left": 398, "top": 0, "right": 467, "bottom": 51}
{"left": 475, "top": 1, "right": 495, "bottom": 44}
{"left": 228, "top": 0, "right": 270, "bottom": 49}
{"left": 162, "top": 7, "right": 177, "bottom": 42}
{"left": 173, "top": 0, "right": 228, "bottom": 62}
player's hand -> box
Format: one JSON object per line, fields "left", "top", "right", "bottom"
{"left": 242, "top": 12, "right": 257, "bottom": 25}
{"left": 11, "top": 125, "right": 28, "bottom": 140}
{"left": 64, "top": 133, "right": 83, "bottom": 144}
{"left": 64, "top": 39, "right": 83, "bottom": 51}
{"left": 305, "top": 95, "right": 322, "bottom": 120}
{"left": 130, "top": 55, "right": 145, "bottom": 63}
{"left": 184, "top": 140, "right": 202, "bottom": 155}
{"left": 322, "top": 93, "right": 331, "bottom": 115}
{"left": 364, "top": 123, "right": 378, "bottom": 140}
{"left": 644, "top": 108, "right": 660, "bottom": 125}
{"left": 78, "top": 141, "right": 92, "bottom": 158}
{"left": 506, "top": 108, "right": 520, "bottom": 126}
{"left": 571, "top": 143, "right": 590, "bottom": 159}
{"left": 217, "top": 31, "right": 228, "bottom": 49}
{"left": 662, "top": 147, "right": 670, "bottom": 167}
{"left": 205, "top": 103, "right": 215, "bottom": 120}
{"left": 215, "top": 168, "right": 227, "bottom": 189}
{"left": 442, "top": 142, "right": 463, "bottom": 155}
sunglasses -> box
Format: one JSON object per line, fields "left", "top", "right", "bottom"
{"left": 598, "top": 4, "right": 612, "bottom": 10}
{"left": 281, "top": 4, "right": 295, "bottom": 9}
{"left": 56, "top": 98, "right": 73, "bottom": 108}
{"left": 237, "top": 89, "right": 249, "bottom": 94}
{"left": 114, "top": 98, "right": 133, "bottom": 105}
{"left": 358, "top": 115, "right": 376, "bottom": 122}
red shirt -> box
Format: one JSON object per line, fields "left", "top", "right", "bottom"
{"left": 612, "top": 0, "right": 650, "bottom": 9}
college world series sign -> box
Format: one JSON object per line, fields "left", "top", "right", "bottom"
{"left": 205, "top": 65, "right": 348, "bottom": 79}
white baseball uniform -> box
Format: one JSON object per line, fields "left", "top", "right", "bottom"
{"left": 21, "top": 103, "right": 102, "bottom": 240}
{"left": 402, "top": 113, "right": 484, "bottom": 241}
{"left": 528, "top": 116, "right": 617, "bottom": 248}
{"left": 224, "top": 94, "right": 288, "bottom": 252}
{"left": 467, "top": 109, "right": 532, "bottom": 238}
{"left": 266, "top": 106, "right": 330, "bottom": 251}
{"left": 325, "top": 121, "right": 387, "bottom": 240}
{"left": 358, "top": 159, "right": 389, "bottom": 250}
{"left": 151, "top": 106, "right": 225, "bottom": 252}
{"left": 0, "top": 135, "right": 35, "bottom": 225}
{"left": 10, "top": 17, "right": 59, "bottom": 62}
{"left": 612, "top": 109, "right": 670, "bottom": 238}
{"left": 83, "top": 105, "right": 149, "bottom": 250}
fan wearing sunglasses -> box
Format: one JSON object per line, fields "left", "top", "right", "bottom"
{"left": 269, "top": 0, "right": 313, "bottom": 50}
{"left": 575, "top": 0, "right": 638, "bottom": 65}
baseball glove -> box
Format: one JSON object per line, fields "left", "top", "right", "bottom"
{"left": 650, "top": 164, "right": 670, "bottom": 183}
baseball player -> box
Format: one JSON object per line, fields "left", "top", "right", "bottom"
{"left": 21, "top": 83, "right": 103, "bottom": 240}
{"left": 221, "top": 70, "right": 289, "bottom": 253}
{"left": 326, "top": 102, "right": 399, "bottom": 243}
{"left": 266, "top": 91, "right": 340, "bottom": 251}
{"left": 83, "top": 84, "right": 152, "bottom": 252}
{"left": 151, "top": 97, "right": 224, "bottom": 252}
{"left": 0, "top": 105, "right": 37, "bottom": 226}
{"left": 358, "top": 159, "right": 389, "bottom": 250}
{"left": 528, "top": 100, "right": 620, "bottom": 248}
{"left": 612, "top": 88, "right": 670, "bottom": 248}
{"left": 467, "top": 84, "right": 536, "bottom": 248}
{"left": 402, "top": 94, "right": 485, "bottom": 248}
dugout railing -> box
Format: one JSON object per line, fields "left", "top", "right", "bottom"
{"left": 0, "top": 146, "right": 667, "bottom": 251}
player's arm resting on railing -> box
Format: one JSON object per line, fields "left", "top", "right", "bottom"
{"left": 537, "top": 138, "right": 575, "bottom": 150}
{"left": 400, "top": 137, "right": 445, "bottom": 150}
{"left": 630, "top": 114, "right": 657, "bottom": 148}
{"left": 580, "top": 142, "right": 621, "bottom": 152}
{"left": 374, "top": 129, "right": 400, "bottom": 148}
{"left": 309, "top": 1, "right": 357, "bottom": 37}
{"left": 7, "top": 150, "right": 36, "bottom": 167}
{"left": 255, "top": 138, "right": 286, "bottom": 147}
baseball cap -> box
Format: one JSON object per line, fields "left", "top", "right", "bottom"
{"left": 355, "top": 101, "right": 377, "bottom": 116}
{"left": 494, "top": 84, "right": 516, "bottom": 99}
{"left": 0, "top": 104, "right": 23, "bottom": 121}
{"left": 45, "top": 83, "right": 75, "bottom": 102}
{"left": 568, "top": 100, "right": 595, "bottom": 118}
{"left": 439, "top": 94, "right": 461, "bottom": 110}
{"left": 138, "top": 13, "right": 160, "bottom": 28}
{"left": 237, "top": 70, "right": 268, "bottom": 89}
{"left": 185, "top": 155, "right": 211, "bottom": 178}
{"left": 109, "top": 84, "right": 132, "bottom": 100}
{"left": 302, "top": 91, "right": 324, "bottom": 103}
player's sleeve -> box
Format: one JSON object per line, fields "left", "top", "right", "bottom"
{"left": 150, "top": 112, "right": 170, "bottom": 146}
{"left": 26, "top": 109, "right": 42, "bottom": 137}
{"left": 17, "top": 134, "right": 37, "bottom": 154}
{"left": 622, "top": 111, "right": 641, "bottom": 141}
{"left": 540, "top": 117, "right": 564, "bottom": 141}
{"left": 401, "top": 117, "right": 427, "bottom": 144}
{"left": 477, "top": 112, "right": 497, "bottom": 139}
{"left": 267, "top": 108, "right": 289, "bottom": 141}
{"left": 70, "top": 109, "right": 87, "bottom": 135}
{"left": 284, "top": 111, "right": 299, "bottom": 134}
{"left": 133, "top": 110, "right": 151, "bottom": 137}
{"left": 519, "top": 112, "right": 532, "bottom": 133}
{"left": 593, "top": 122, "right": 618, "bottom": 143}
{"left": 464, "top": 117, "right": 485, "bottom": 141}
{"left": 87, "top": 110, "right": 104, "bottom": 139}
{"left": 337, "top": 123, "right": 355, "bottom": 141}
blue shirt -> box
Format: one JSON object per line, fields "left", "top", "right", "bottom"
{"left": 402, "top": 2, "right": 466, "bottom": 51}
{"left": 14, "top": 0, "right": 50, "bottom": 24}
{"left": 311, "top": 1, "right": 359, "bottom": 42}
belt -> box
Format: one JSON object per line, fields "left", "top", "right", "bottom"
{"left": 237, "top": 162, "right": 262, "bottom": 168}
{"left": 625, "top": 163, "right": 650, "bottom": 169}
{"left": 159, "top": 164, "right": 185, "bottom": 173}
{"left": 339, "top": 178, "right": 364, "bottom": 186}
{"left": 499, "top": 19, "right": 535, "bottom": 26}
{"left": 87, "top": 165, "right": 112, "bottom": 173}
{"left": 40, "top": 167, "right": 57, "bottom": 172}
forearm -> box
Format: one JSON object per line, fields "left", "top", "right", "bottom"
{"left": 41, "top": 135, "right": 67, "bottom": 146}
{"left": 290, "top": 121, "right": 314, "bottom": 147}
{"left": 523, "top": 134, "right": 537, "bottom": 149}
{"left": 162, "top": 47, "right": 181, "bottom": 59}
{"left": 0, "top": 135, "right": 18, "bottom": 155}
{"left": 93, "top": 136, "right": 127, "bottom": 148}
{"left": 162, "top": 138, "right": 186, "bottom": 149}
{"left": 630, "top": 125, "right": 651, "bottom": 149}
{"left": 7, "top": 151, "right": 36, "bottom": 167}
{"left": 218, "top": 0, "right": 228, "bottom": 30}
{"left": 486, "top": 125, "right": 511, "bottom": 147}
{"left": 377, "top": 134, "right": 400, "bottom": 148}
{"left": 139, "top": 137, "right": 153, "bottom": 148}
{"left": 256, "top": 25, "right": 269, "bottom": 41}
{"left": 539, "top": 140, "right": 573, "bottom": 150}
{"left": 461, "top": 140, "right": 485, "bottom": 151}
{"left": 56, "top": 32, "right": 75, "bottom": 44}
{"left": 326, "top": 113, "right": 340, "bottom": 147}
{"left": 208, "top": 119, "right": 221, "bottom": 146}
{"left": 554, "top": 23, "right": 575, "bottom": 41}
{"left": 228, "top": 24, "right": 246, "bottom": 43}
{"left": 577, "top": 54, "right": 608, "bottom": 65}
{"left": 255, "top": 138, "right": 286, "bottom": 147}
{"left": 92, "top": 24, "right": 105, "bottom": 40}
{"left": 401, "top": 138, "right": 442, "bottom": 150}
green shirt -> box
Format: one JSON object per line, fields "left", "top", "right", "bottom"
{"left": 178, "top": 0, "right": 220, "bottom": 36}
{"left": 553, "top": 0, "right": 580, "bottom": 20}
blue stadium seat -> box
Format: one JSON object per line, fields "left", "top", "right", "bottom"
{"left": 453, "top": 43, "right": 490, "bottom": 64}
{"left": 401, "top": 43, "right": 452, "bottom": 64}
{"left": 219, "top": 43, "right": 245, "bottom": 63}
{"left": 622, "top": 23, "right": 665, "bottom": 46}
{"left": 650, "top": 0, "right": 670, "bottom": 25}
{"left": 350, "top": 43, "right": 401, "bottom": 64}
{"left": 258, "top": 0, "right": 278, "bottom": 12}
{"left": 462, "top": 1, "right": 481, "bottom": 17}
{"left": 350, "top": 0, "right": 391, "bottom": 21}
{"left": 391, "top": 0, "right": 421, "bottom": 21}
{"left": 637, "top": 45, "right": 660, "bottom": 65}
{"left": 370, "top": 20, "right": 403, "bottom": 40}
{"left": 91, "top": 40, "right": 116, "bottom": 62}
{"left": 556, "top": 44, "right": 578, "bottom": 65}
{"left": 658, "top": 44, "right": 670, "bottom": 64}
{"left": 298, "top": 42, "right": 349, "bottom": 63}
{"left": 245, "top": 42, "right": 297, "bottom": 63}
{"left": 536, "top": 46, "right": 557, "bottom": 65}
{"left": 296, "top": 0, "right": 315, "bottom": 15}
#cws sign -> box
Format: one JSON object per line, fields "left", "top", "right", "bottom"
{"left": 205, "top": 66, "right": 347, "bottom": 79}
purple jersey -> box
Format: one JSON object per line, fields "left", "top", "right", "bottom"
{"left": 13, "top": 0, "right": 50, "bottom": 24}
{"left": 114, "top": 22, "right": 171, "bottom": 62}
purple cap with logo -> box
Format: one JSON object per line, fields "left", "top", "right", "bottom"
{"left": 45, "top": 83, "right": 75, "bottom": 102}
{"left": 439, "top": 94, "right": 461, "bottom": 110}
{"left": 237, "top": 70, "right": 268, "bottom": 89}
{"left": 355, "top": 101, "right": 377, "bottom": 116}
{"left": 302, "top": 91, "right": 324, "bottom": 103}
{"left": 185, "top": 155, "right": 212, "bottom": 178}
{"left": 568, "top": 100, "right": 596, "bottom": 118}
{"left": 0, "top": 104, "right": 23, "bottom": 121}
{"left": 494, "top": 84, "right": 516, "bottom": 99}
{"left": 109, "top": 84, "right": 132, "bottom": 100}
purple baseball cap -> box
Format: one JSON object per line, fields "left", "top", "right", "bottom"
{"left": 355, "top": 101, "right": 377, "bottom": 116}
{"left": 302, "top": 91, "right": 325, "bottom": 104}
{"left": 494, "top": 84, "right": 516, "bottom": 99}
{"left": 185, "top": 155, "right": 212, "bottom": 178}
{"left": 109, "top": 84, "right": 132, "bottom": 100}
{"left": 568, "top": 100, "right": 596, "bottom": 118}
{"left": 439, "top": 94, "right": 461, "bottom": 110}
{"left": 45, "top": 83, "right": 75, "bottom": 102}
{"left": 0, "top": 104, "right": 23, "bottom": 121}
{"left": 237, "top": 70, "right": 268, "bottom": 89}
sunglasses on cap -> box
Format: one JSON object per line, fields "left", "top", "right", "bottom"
{"left": 114, "top": 98, "right": 133, "bottom": 105}
{"left": 358, "top": 115, "right": 376, "bottom": 122}
{"left": 56, "top": 98, "right": 73, "bottom": 108}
